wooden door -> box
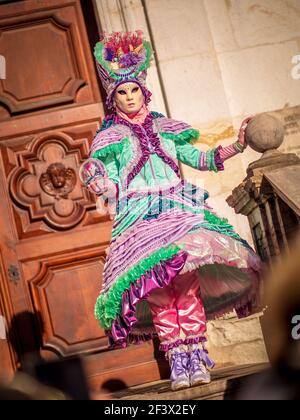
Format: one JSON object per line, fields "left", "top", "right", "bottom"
{"left": 0, "top": 258, "right": 16, "bottom": 384}
{"left": 0, "top": 0, "right": 166, "bottom": 395}
{"left": 0, "top": 0, "right": 107, "bottom": 376}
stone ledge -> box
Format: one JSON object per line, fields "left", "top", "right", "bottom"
{"left": 109, "top": 363, "right": 269, "bottom": 401}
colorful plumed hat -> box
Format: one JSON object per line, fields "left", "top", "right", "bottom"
{"left": 94, "top": 30, "right": 153, "bottom": 109}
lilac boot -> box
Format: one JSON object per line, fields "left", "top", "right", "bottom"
{"left": 168, "top": 351, "right": 190, "bottom": 391}
{"left": 189, "top": 348, "right": 215, "bottom": 387}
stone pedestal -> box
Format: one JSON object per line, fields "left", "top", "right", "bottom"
{"left": 227, "top": 113, "right": 300, "bottom": 261}
{"left": 225, "top": 113, "right": 300, "bottom": 368}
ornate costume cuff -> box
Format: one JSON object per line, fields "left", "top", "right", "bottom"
{"left": 218, "top": 141, "right": 246, "bottom": 163}
{"left": 198, "top": 146, "right": 224, "bottom": 172}
{"left": 213, "top": 146, "right": 225, "bottom": 172}
{"left": 233, "top": 140, "right": 246, "bottom": 153}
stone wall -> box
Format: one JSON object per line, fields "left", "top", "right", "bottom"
{"left": 207, "top": 313, "right": 269, "bottom": 367}
{"left": 276, "top": 105, "right": 300, "bottom": 156}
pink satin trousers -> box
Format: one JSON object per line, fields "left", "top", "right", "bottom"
{"left": 147, "top": 269, "right": 207, "bottom": 345}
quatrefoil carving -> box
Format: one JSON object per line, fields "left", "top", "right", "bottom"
{"left": 9, "top": 131, "right": 94, "bottom": 233}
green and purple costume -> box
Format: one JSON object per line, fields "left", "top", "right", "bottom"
{"left": 90, "top": 111, "right": 261, "bottom": 349}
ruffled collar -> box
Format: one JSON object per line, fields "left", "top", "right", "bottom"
{"left": 114, "top": 111, "right": 154, "bottom": 130}
{"left": 115, "top": 104, "right": 150, "bottom": 126}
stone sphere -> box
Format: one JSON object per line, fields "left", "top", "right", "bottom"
{"left": 245, "top": 113, "right": 285, "bottom": 153}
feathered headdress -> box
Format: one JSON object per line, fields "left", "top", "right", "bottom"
{"left": 94, "top": 30, "right": 153, "bottom": 109}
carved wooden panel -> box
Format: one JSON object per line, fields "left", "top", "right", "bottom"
{"left": 0, "top": 0, "right": 100, "bottom": 119}
{"left": 0, "top": 0, "right": 159, "bottom": 391}
{"left": 28, "top": 252, "right": 107, "bottom": 357}
{"left": 2, "top": 125, "right": 107, "bottom": 239}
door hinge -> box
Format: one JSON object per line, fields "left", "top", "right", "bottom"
{"left": 8, "top": 264, "right": 20, "bottom": 285}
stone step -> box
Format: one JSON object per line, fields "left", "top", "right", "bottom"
{"left": 109, "top": 363, "right": 269, "bottom": 400}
